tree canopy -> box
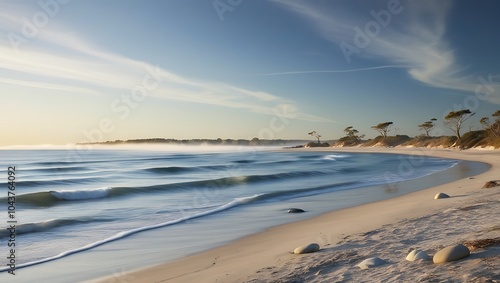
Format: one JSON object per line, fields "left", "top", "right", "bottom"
{"left": 371, "top": 122, "right": 393, "bottom": 138}
{"left": 480, "top": 110, "right": 500, "bottom": 137}
{"left": 344, "top": 126, "right": 358, "bottom": 138}
{"left": 443, "top": 109, "right": 474, "bottom": 140}
{"left": 418, "top": 118, "right": 437, "bottom": 137}
{"left": 340, "top": 126, "right": 365, "bottom": 145}
{"left": 308, "top": 131, "right": 322, "bottom": 143}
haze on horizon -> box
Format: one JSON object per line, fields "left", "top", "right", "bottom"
{"left": 1, "top": 0, "right": 499, "bottom": 147}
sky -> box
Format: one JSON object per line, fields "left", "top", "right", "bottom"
{"left": 1, "top": 0, "right": 500, "bottom": 146}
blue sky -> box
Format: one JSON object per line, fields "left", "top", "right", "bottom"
{"left": 1, "top": 0, "right": 499, "bottom": 146}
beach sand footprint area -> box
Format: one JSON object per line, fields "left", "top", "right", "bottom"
{"left": 246, "top": 183, "right": 500, "bottom": 283}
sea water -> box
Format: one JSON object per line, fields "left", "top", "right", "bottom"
{"left": 0, "top": 146, "right": 488, "bottom": 282}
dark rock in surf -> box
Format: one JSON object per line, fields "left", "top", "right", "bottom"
{"left": 287, "top": 208, "right": 305, "bottom": 213}
{"left": 304, "top": 142, "right": 330, "bottom": 148}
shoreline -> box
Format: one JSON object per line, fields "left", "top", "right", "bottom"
{"left": 96, "top": 147, "right": 500, "bottom": 283}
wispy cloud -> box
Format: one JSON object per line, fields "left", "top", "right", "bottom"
{"left": 0, "top": 78, "right": 100, "bottom": 95}
{"left": 256, "top": 65, "right": 412, "bottom": 76}
{"left": 273, "top": 0, "right": 500, "bottom": 104}
{"left": 0, "top": 9, "right": 333, "bottom": 123}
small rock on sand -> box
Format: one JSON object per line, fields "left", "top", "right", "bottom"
{"left": 482, "top": 180, "right": 499, "bottom": 189}
{"left": 434, "top": 192, "right": 450, "bottom": 199}
{"left": 357, "top": 257, "right": 386, "bottom": 269}
{"left": 293, "top": 243, "right": 320, "bottom": 254}
{"left": 287, "top": 208, "right": 305, "bottom": 213}
{"left": 406, "top": 249, "right": 431, "bottom": 261}
{"left": 433, "top": 244, "right": 470, "bottom": 264}
{"left": 463, "top": 237, "right": 500, "bottom": 251}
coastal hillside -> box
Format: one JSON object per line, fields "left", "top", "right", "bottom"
{"left": 329, "top": 131, "right": 500, "bottom": 149}
{"left": 327, "top": 110, "right": 500, "bottom": 149}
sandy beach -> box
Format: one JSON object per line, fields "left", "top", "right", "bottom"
{"left": 97, "top": 147, "right": 500, "bottom": 283}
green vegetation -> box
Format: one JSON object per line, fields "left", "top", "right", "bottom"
{"left": 401, "top": 136, "right": 457, "bottom": 148}
{"left": 371, "top": 122, "right": 393, "bottom": 138}
{"left": 332, "top": 110, "right": 500, "bottom": 149}
{"left": 443, "top": 109, "right": 474, "bottom": 141}
{"left": 308, "top": 131, "right": 322, "bottom": 143}
{"left": 418, "top": 118, "right": 437, "bottom": 137}
{"left": 306, "top": 131, "right": 330, "bottom": 147}
{"left": 83, "top": 111, "right": 500, "bottom": 150}
{"left": 337, "top": 126, "right": 365, "bottom": 146}
{"left": 455, "top": 131, "right": 488, "bottom": 149}
{"left": 363, "top": 135, "right": 411, "bottom": 147}
{"left": 480, "top": 110, "right": 500, "bottom": 138}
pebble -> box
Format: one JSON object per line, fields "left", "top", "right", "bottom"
{"left": 357, "top": 257, "right": 386, "bottom": 269}
{"left": 434, "top": 192, "right": 450, "bottom": 199}
{"left": 433, "top": 244, "right": 470, "bottom": 264}
{"left": 293, "top": 243, "right": 320, "bottom": 254}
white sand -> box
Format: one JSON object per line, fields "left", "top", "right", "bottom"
{"left": 96, "top": 148, "right": 500, "bottom": 283}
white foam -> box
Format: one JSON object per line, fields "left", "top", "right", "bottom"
{"left": 0, "top": 194, "right": 262, "bottom": 272}
{"left": 50, "top": 187, "right": 111, "bottom": 200}
{"left": 322, "top": 154, "right": 349, "bottom": 160}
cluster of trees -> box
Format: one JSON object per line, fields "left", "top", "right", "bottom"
{"left": 309, "top": 109, "right": 500, "bottom": 148}
{"left": 480, "top": 110, "right": 500, "bottom": 137}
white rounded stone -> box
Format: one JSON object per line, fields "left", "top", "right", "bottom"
{"left": 434, "top": 192, "right": 450, "bottom": 199}
{"left": 433, "top": 244, "right": 470, "bottom": 264}
{"left": 357, "top": 257, "right": 386, "bottom": 269}
{"left": 406, "top": 249, "right": 431, "bottom": 261}
{"left": 293, "top": 243, "right": 320, "bottom": 254}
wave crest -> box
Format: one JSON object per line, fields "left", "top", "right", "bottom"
{"left": 50, "top": 187, "right": 112, "bottom": 200}
{"left": 0, "top": 217, "right": 110, "bottom": 238}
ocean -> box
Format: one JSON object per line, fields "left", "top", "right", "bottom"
{"left": 0, "top": 146, "right": 488, "bottom": 282}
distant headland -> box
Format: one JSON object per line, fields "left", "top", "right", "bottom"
{"left": 78, "top": 109, "right": 500, "bottom": 150}
{"left": 78, "top": 138, "right": 308, "bottom": 147}
{"left": 77, "top": 134, "right": 499, "bottom": 150}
